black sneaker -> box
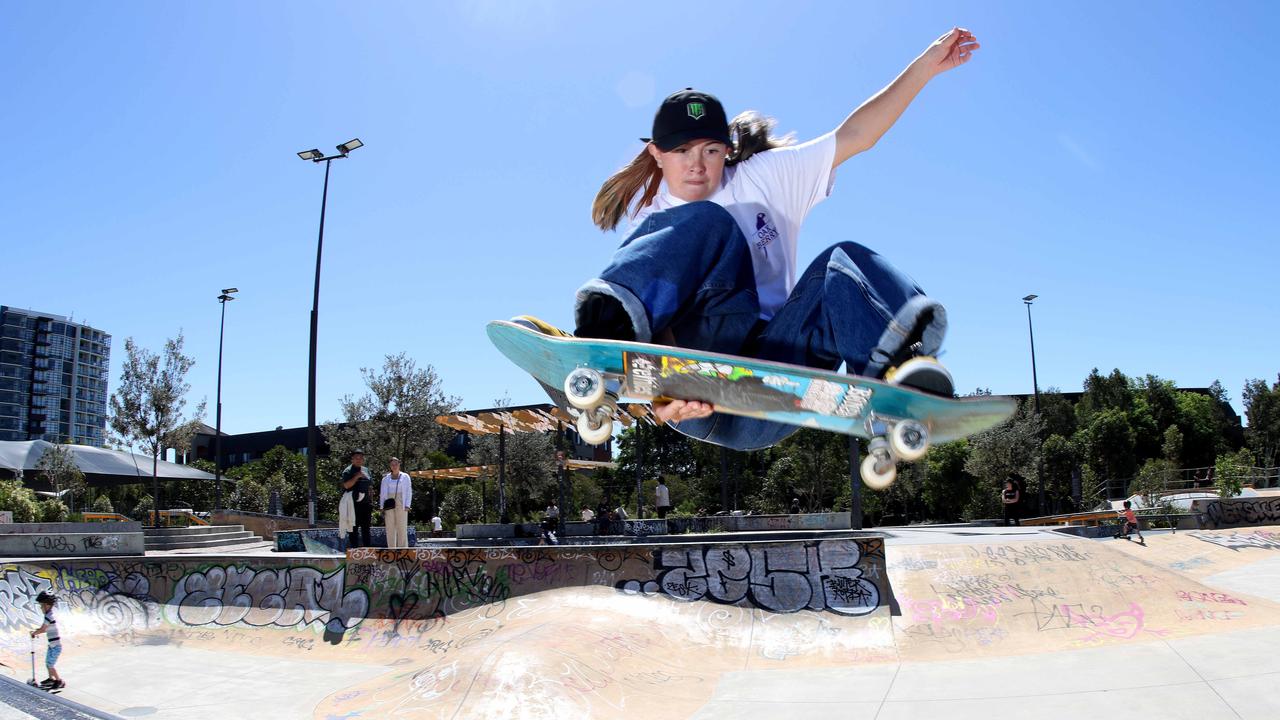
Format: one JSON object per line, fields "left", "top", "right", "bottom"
{"left": 575, "top": 294, "right": 636, "bottom": 341}
{"left": 39, "top": 678, "right": 56, "bottom": 687}
{"left": 885, "top": 356, "right": 954, "bottom": 397}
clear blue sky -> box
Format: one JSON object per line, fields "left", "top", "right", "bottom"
{"left": 3, "top": 1, "right": 1277, "bottom": 434}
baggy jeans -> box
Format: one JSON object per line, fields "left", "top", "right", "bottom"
{"left": 576, "top": 201, "right": 946, "bottom": 450}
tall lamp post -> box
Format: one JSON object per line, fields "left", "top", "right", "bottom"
{"left": 298, "top": 138, "right": 363, "bottom": 527}
{"left": 214, "top": 288, "right": 238, "bottom": 514}
{"left": 1023, "top": 294, "right": 1043, "bottom": 514}
{"left": 1022, "top": 294, "right": 1041, "bottom": 413}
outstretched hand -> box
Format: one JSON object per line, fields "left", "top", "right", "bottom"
{"left": 652, "top": 399, "right": 715, "bottom": 425}
{"left": 920, "top": 27, "right": 980, "bottom": 76}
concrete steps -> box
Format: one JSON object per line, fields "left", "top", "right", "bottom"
{"left": 144, "top": 524, "right": 264, "bottom": 550}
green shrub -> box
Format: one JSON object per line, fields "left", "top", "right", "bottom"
{"left": 132, "top": 495, "right": 154, "bottom": 522}
{"left": 91, "top": 495, "right": 115, "bottom": 514}
{"left": 37, "top": 500, "right": 70, "bottom": 523}
{"left": 0, "top": 479, "right": 40, "bottom": 523}
{"left": 1215, "top": 449, "right": 1256, "bottom": 498}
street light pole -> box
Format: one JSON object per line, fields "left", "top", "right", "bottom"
{"left": 1023, "top": 294, "right": 1043, "bottom": 515}
{"left": 298, "top": 139, "right": 363, "bottom": 528}
{"left": 1023, "top": 294, "right": 1041, "bottom": 413}
{"left": 215, "top": 288, "right": 238, "bottom": 515}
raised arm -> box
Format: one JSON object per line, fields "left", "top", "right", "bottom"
{"left": 833, "top": 27, "right": 980, "bottom": 167}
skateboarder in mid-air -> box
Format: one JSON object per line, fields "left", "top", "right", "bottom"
{"left": 522, "top": 28, "right": 981, "bottom": 451}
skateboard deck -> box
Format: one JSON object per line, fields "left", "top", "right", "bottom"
{"left": 487, "top": 320, "right": 1015, "bottom": 446}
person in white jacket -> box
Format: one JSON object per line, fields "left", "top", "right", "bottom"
{"left": 381, "top": 457, "right": 413, "bottom": 548}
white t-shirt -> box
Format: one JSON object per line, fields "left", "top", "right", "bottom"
{"left": 655, "top": 484, "right": 671, "bottom": 507}
{"left": 431, "top": 515, "right": 443, "bottom": 531}
{"left": 631, "top": 132, "right": 837, "bottom": 319}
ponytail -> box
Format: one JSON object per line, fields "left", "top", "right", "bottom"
{"left": 592, "top": 149, "right": 663, "bottom": 232}
{"left": 727, "top": 111, "right": 794, "bottom": 166}
{"left": 591, "top": 110, "right": 792, "bottom": 232}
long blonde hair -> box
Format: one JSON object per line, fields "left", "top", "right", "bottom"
{"left": 591, "top": 110, "right": 795, "bottom": 232}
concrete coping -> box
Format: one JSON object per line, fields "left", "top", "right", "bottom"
{"left": 0, "top": 521, "right": 143, "bottom": 535}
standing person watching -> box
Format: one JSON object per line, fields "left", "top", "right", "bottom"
{"left": 1002, "top": 477, "right": 1021, "bottom": 526}
{"left": 341, "top": 450, "right": 373, "bottom": 548}
{"left": 654, "top": 479, "right": 672, "bottom": 519}
{"left": 381, "top": 457, "right": 412, "bottom": 548}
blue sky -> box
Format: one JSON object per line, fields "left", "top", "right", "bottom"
{"left": 3, "top": 1, "right": 1277, "bottom": 434}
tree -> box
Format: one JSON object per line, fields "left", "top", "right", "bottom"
{"left": 440, "top": 483, "right": 483, "bottom": 526}
{"left": 1214, "top": 448, "right": 1256, "bottom": 498}
{"left": 91, "top": 495, "right": 115, "bottom": 513}
{"left": 748, "top": 429, "right": 846, "bottom": 515}
{"left": 965, "top": 401, "right": 1042, "bottom": 490}
{"left": 614, "top": 423, "right": 700, "bottom": 484}
{"left": 1076, "top": 368, "right": 1133, "bottom": 424}
{"left": 34, "top": 443, "right": 86, "bottom": 511}
{"left": 1162, "top": 425, "right": 1184, "bottom": 466}
{"left": 1039, "top": 433, "right": 1078, "bottom": 512}
{"left": 1130, "top": 458, "right": 1176, "bottom": 500}
{"left": 919, "top": 440, "right": 976, "bottom": 522}
{"left": 1078, "top": 407, "right": 1137, "bottom": 485}
{"left": 108, "top": 333, "right": 207, "bottom": 525}
{"left": 322, "top": 353, "right": 460, "bottom": 476}
{"left": 1175, "top": 391, "right": 1223, "bottom": 467}
{"left": 467, "top": 429, "right": 556, "bottom": 521}
{"left": 1243, "top": 376, "right": 1280, "bottom": 468}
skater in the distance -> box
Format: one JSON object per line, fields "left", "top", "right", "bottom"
{"left": 1117, "top": 500, "right": 1145, "bottom": 543}
{"left": 30, "top": 591, "right": 64, "bottom": 690}
{"left": 566, "top": 28, "right": 980, "bottom": 450}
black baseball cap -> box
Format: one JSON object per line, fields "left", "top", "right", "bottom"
{"left": 642, "top": 88, "right": 732, "bottom": 152}
{"left": 349, "top": 449, "right": 365, "bottom": 459}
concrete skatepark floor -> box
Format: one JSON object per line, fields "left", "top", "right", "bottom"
{"left": 2, "top": 525, "right": 1279, "bottom": 719}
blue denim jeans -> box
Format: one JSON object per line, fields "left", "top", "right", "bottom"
{"left": 575, "top": 201, "right": 946, "bottom": 451}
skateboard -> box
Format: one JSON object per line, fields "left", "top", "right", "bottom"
{"left": 487, "top": 319, "right": 1015, "bottom": 489}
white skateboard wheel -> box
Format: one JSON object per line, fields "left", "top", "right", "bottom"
{"left": 576, "top": 408, "right": 613, "bottom": 445}
{"left": 889, "top": 420, "right": 929, "bottom": 462}
{"left": 564, "top": 367, "right": 605, "bottom": 409}
{"left": 861, "top": 454, "right": 896, "bottom": 490}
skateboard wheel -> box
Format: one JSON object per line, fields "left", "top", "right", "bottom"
{"left": 860, "top": 454, "right": 896, "bottom": 490}
{"left": 564, "top": 367, "right": 605, "bottom": 409}
{"left": 576, "top": 407, "right": 613, "bottom": 445}
{"left": 889, "top": 420, "right": 929, "bottom": 462}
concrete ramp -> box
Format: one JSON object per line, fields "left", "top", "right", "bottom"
{"left": 0, "top": 529, "right": 1278, "bottom": 718}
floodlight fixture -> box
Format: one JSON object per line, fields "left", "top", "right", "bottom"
{"left": 1023, "top": 294, "right": 1038, "bottom": 303}
{"left": 297, "top": 149, "right": 324, "bottom": 161}
{"left": 336, "top": 138, "right": 363, "bottom": 154}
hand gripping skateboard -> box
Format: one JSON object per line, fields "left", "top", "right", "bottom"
{"left": 487, "top": 320, "right": 1014, "bottom": 488}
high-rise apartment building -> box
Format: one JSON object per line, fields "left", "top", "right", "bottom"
{"left": 0, "top": 306, "right": 111, "bottom": 446}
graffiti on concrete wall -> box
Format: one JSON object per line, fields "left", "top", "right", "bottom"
{"left": 0, "top": 567, "right": 52, "bottom": 629}
{"left": 170, "top": 565, "right": 368, "bottom": 634}
{"left": 1197, "top": 497, "right": 1280, "bottom": 529}
{"left": 616, "top": 539, "right": 883, "bottom": 616}
{"left": 1188, "top": 530, "right": 1280, "bottom": 551}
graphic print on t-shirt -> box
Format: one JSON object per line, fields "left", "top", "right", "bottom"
{"left": 754, "top": 212, "right": 780, "bottom": 258}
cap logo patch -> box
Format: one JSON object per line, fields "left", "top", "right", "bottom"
{"left": 686, "top": 102, "right": 705, "bottom": 120}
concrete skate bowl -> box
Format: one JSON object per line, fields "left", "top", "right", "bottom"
{"left": 0, "top": 529, "right": 1278, "bottom": 718}
{"left": 0, "top": 538, "right": 888, "bottom": 717}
